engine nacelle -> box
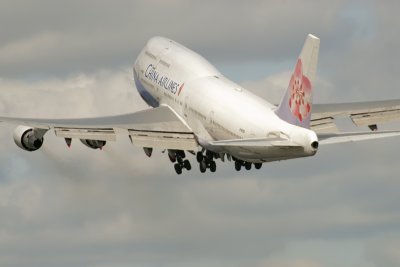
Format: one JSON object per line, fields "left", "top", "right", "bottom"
{"left": 13, "top": 126, "right": 45, "bottom": 152}
{"left": 80, "top": 139, "right": 106, "bottom": 149}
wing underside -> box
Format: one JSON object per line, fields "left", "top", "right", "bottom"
{"left": 0, "top": 105, "right": 199, "bottom": 150}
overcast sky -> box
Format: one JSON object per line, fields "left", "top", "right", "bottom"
{"left": 1, "top": 1, "right": 400, "bottom": 267}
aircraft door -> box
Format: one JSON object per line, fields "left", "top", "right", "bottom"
{"left": 183, "top": 95, "right": 189, "bottom": 118}
{"left": 209, "top": 110, "right": 215, "bottom": 133}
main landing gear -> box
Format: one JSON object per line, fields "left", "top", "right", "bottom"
{"left": 196, "top": 150, "right": 217, "bottom": 173}
{"left": 168, "top": 149, "right": 262, "bottom": 174}
{"left": 168, "top": 149, "right": 191, "bottom": 175}
{"left": 233, "top": 158, "right": 262, "bottom": 171}
{"left": 146, "top": 147, "right": 262, "bottom": 174}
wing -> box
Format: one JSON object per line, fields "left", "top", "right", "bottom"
{"left": 311, "top": 99, "right": 400, "bottom": 133}
{"left": 0, "top": 105, "right": 199, "bottom": 150}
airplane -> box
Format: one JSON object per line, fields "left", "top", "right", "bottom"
{"left": 2, "top": 34, "right": 400, "bottom": 175}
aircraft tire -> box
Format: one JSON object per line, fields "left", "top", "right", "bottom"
{"left": 245, "top": 162, "right": 252, "bottom": 170}
{"left": 174, "top": 163, "right": 182, "bottom": 175}
{"left": 196, "top": 152, "right": 203, "bottom": 163}
{"left": 234, "top": 161, "right": 241, "bottom": 171}
{"left": 210, "top": 161, "right": 216, "bottom": 172}
{"left": 184, "top": 159, "right": 191, "bottom": 170}
{"left": 254, "top": 163, "right": 262, "bottom": 169}
{"left": 200, "top": 161, "right": 207, "bottom": 173}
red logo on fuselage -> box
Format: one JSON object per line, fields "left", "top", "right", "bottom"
{"left": 177, "top": 83, "right": 185, "bottom": 96}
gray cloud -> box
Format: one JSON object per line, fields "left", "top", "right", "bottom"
{"left": 0, "top": 0, "right": 351, "bottom": 78}
{"left": 365, "top": 236, "right": 400, "bottom": 267}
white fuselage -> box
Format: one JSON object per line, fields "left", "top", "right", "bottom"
{"left": 133, "top": 37, "right": 318, "bottom": 163}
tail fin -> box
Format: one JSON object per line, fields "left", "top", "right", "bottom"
{"left": 275, "top": 34, "right": 320, "bottom": 129}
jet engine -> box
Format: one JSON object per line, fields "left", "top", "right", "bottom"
{"left": 80, "top": 139, "right": 106, "bottom": 149}
{"left": 13, "top": 126, "right": 45, "bottom": 152}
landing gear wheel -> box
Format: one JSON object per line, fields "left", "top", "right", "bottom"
{"left": 244, "top": 162, "right": 252, "bottom": 170}
{"left": 183, "top": 159, "right": 191, "bottom": 170}
{"left": 210, "top": 161, "right": 216, "bottom": 172}
{"left": 178, "top": 150, "right": 186, "bottom": 159}
{"left": 177, "top": 156, "right": 183, "bottom": 164}
{"left": 196, "top": 152, "right": 203, "bottom": 163}
{"left": 200, "top": 160, "right": 207, "bottom": 173}
{"left": 235, "top": 161, "right": 242, "bottom": 171}
{"left": 254, "top": 163, "right": 262, "bottom": 169}
{"left": 174, "top": 163, "right": 182, "bottom": 175}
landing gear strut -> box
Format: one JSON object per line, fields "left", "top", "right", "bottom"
{"left": 169, "top": 150, "right": 191, "bottom": 175}
{"left": 200, "top": 160, "right": 207, "bottom": 173}
{"left": 197, "top": 150, "right": 217, "bottom": 173}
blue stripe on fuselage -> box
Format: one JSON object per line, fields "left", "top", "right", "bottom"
{"left": 133, "top": 68, "right": 159, "bottom": 107}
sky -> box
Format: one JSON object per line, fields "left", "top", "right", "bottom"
{"left": 1, "top": 1, "right": 400, "bottom": 267}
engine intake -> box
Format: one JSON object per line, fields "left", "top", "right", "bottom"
{"left": 80, "top": 139, "right": 106, "bottom": 149}
{"left": 13, "top": 126, "right": 45, "bottom": 152}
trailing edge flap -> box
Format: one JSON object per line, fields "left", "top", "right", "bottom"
{"left": 210, "top": 137, "right": 301, "bottom": 148}
{"left": 318, "top": 130, "right": 400, "bottom": 145}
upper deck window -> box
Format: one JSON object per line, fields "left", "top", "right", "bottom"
{"left": 159, "top": 60, "right": 170, "bottom": 68}
{"left": 145, "top": 51, "right": 157, "bottom": 60}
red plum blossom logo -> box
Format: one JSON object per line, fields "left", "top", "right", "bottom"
{"left": 288, "top": 59, "right": 312, "bottom": 121}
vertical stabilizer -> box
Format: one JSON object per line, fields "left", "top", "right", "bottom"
{"left": 275, "top": 34, "right": 320, "bottom": 128}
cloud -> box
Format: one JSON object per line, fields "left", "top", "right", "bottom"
{"left": 0, "top": 69, "right": 146, "bottom": 117}
{"left": 366, "top": 237, "right": 400, "bottom": 267}
{"left": 258, "top": 259, "right": 324, "bottom": 267}
{"left": 0, "top": 0, "right": 351, "bottom": 78}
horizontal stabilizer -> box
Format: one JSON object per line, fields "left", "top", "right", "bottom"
{"left": 318, "top": 130, "right": 400, "bottom": 145}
